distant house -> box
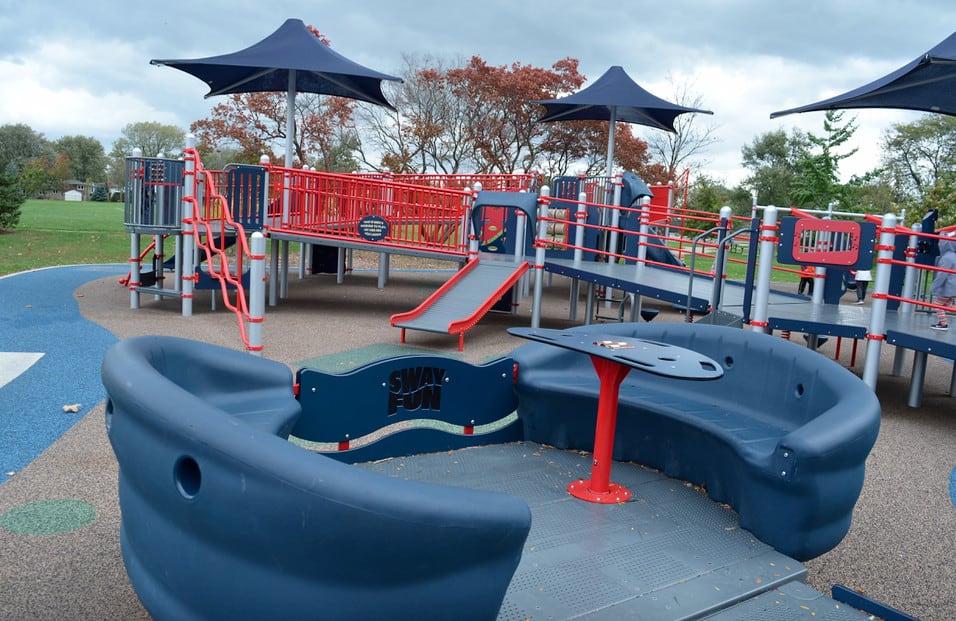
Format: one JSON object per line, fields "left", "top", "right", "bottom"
{"left": 64, "top": 189, "right": 83, "bottom": 202}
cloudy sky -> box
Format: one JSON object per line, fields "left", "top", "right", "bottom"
{"left": 2, "top": 0, "right": 955, "bottom": 187}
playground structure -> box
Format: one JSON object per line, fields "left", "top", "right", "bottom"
{"left": 108, "top": 141, "right": 950, "bottom": 621}
{"left": 121, "top": 139, "right": 956, "bottom": 401}
{"left": 102, "top": 324, "right": 883, "bottom": 620}
{"left": 121, "top": 137, "right": 676, "bottom": 352}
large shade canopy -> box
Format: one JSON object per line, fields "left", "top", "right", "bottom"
{"left": 151, "top": 18, "right": 402, "bottom": 165}
{"left": 533, "top": 66, "right": 713, "bottom": 176}
{"left": 771, "top": 31, "right": 956, "bottom": 119}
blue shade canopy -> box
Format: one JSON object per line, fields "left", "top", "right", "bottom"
{"left": 532, "top": 65, "right": 713, "bottom": 132}
{"left": 151, "top": 18, "right": 402, "bottom": 109}
{"left": 771, "top": 31, "right": 956, "bottom": 118}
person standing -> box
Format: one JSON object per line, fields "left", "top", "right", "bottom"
{"left": 853, "top": 268, "right": 872, "bottom": 305}
{"left": 798, "top": 265, "right": 815, "bottom": 296}
{"left": 930, "top": 235, "right": 956, "bottom": 330}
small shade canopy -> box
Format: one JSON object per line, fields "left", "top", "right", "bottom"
{"left": 533, "top": 65, "right": 712, "bottom": 132}
{"left": 533, "top": 66, "right": 713, "bottom": 178}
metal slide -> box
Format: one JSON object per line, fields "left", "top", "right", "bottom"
{"left": 391, "top": 258, "right": 529, "bottom": 351}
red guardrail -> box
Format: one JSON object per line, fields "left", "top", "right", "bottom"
{"left": 264, "top": 167, "right": 473, "bottom": 257}
{"left": 183, "top": 148, "right": 260, "bottom": 352}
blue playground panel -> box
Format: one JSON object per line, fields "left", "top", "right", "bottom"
{"left": 222, "top": 165, "right": 268, "bottom": 229}
{"left": 471, "top": 190, "right": 539, "bottom": 256}
{"left": 294, "top": 354, "right": 522, "bottom": 463}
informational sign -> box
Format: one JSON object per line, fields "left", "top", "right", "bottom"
{"left": 358, "top": 215, "right": 389, "bottom": 241}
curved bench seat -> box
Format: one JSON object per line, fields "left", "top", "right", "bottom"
{"left": 510, "top": 322, "right": 881, "bottom": 561}
{"left": 103, "top": 336, "right": 531, "bottom": 621}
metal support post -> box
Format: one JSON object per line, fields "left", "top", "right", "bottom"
{"left": 248, "top": 232, "right": 267, "bottom": 357}
{"left": 863, "top": 213, "right": 897, "bottom": 390}
{"left": 750, "top": 206, "right": 778, "bottom": 334}
{"left": 129, "top": 233, "right": 141, "bottom": 309}
{"left": 181, "top": 135, "right": 196, "bottom": 317}
{"left": 531, "top": 186, "right": 550, "bottom": 329}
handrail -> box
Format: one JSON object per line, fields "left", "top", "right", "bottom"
{"left": 182, "top": 147, "right": 261, "bottom": 353}
{"left": 119, "top": 238, "right": 159, "bottom": 286}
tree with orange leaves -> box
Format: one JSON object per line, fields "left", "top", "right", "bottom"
{"left": 358, "top": 55, "right": 662, "bottom": 182}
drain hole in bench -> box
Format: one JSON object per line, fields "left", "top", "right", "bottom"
{"left": 175, "top": 456, "right": 202, "bottom": 500}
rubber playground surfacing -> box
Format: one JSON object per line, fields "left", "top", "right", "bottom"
{"left": 0, "top": 264, "right": 954, "bottom": 620}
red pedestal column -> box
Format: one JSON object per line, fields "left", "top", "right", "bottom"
{"left": 566, "top": 355, "right": 632, "bottom": 504}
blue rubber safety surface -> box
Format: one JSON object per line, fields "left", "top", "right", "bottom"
{"left": 950, "top": 467, "right": 956, "bottom": 508}
{"left": 0, "top": 265, "right": 126, "bottom": 484}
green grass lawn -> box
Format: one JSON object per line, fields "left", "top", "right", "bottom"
{"left": 0, "top": 200, "right": 133, "bottom": 277}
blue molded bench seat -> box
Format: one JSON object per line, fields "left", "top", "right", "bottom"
{"left": 510, "top": 322, "right": 881, "bottom": 561}
{"left": 103, "top": 336, "right": 531, "bottom": 621}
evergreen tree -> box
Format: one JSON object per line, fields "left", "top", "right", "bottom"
{"left": 90, "top": 183, "right": 108, "bottom": 202}
{"left": 0, "top": 171, "right": 24, "bottom": 230}
{"left": 790, "top": 110, "right": 858, "bottom": 211}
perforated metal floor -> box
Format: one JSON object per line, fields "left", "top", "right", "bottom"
{"left": 359, "top": 442, "right": 872, "bottom": 620}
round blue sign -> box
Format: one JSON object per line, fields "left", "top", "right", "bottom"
{"left": 358, "top": 215, "right": 389, "bottom": 242}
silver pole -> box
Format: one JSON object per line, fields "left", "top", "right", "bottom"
{"left": 285, "top": 71, "right": 295, "bottom": 168}
{"left": 900, "top": 223, "right": 921, "bottom": 315}
{"left": 129, "top": 233, "right": 140, "bottom": 309}
{"left": 467, "top": 185, "right": 481, "bottom": 261}
{"left": 604, "top": 110, "right": 617, "bottom": 180}
{"left": 154, "top": 234, "right": 164, "bottom": 301}
{"left": 248, "top": 232, "right": 267, "bottom": 357}
{"left": 812, "top": 216, "right": 832, "bottom": 306}
{"left": 174, "top": 234, "right": 182, "bottom": 293}
{"left": 750, "top": 206, "right": 778, "bottom": 333}
{"left": 710, "top": 206, "right": 732, "bottom": 312}
{"left": 573, "top": 192, "right": 586, "bottom": 266}
{"left": 377, "top": 252, "right": 389, "bottom": 289}
{"left": 568, "top": 191, "right": 587, "bottom": 321}
{"left": 181, "top": 135, "right": 196, "bottom": 317}
{"left": 893, "top": 224, "right": 922, "bottom": 376}
{"left": 280, "top": 240, "right": 289, "bottom": 298}
{"left": 268, "top": 241, "right": 279, "bottom": 306}
{"left": 531, "top": 186, "right": 550, "bottom": 329}
{"left": 907, "top": 352, "right": 927, "bottom": 407}
{"left": 298, "top": 243, "right": 306, "bottom": 280}
{"left": 862, "top": 213, "right": 897, "bottom": 390}
{"left": 637, "top": 196, "right": 650, "bottom": 265}
{"left": 515, "top": 207, "right": 530, "bottom": 299}
{"left": 811, "top": 265, "right": 826, "bottom": 305}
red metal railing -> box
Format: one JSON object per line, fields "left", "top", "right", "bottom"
{"left": 537, "top": 194, "right": 744, "bottom": 273}
{"left": 361, "top": 172, "right": 539, "bottom": 192}
{"left": 182, "top": 148, "right": 260, "bottom": 352}
{"left": 264, "top": 167, "right": 473, "bottom": 258}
